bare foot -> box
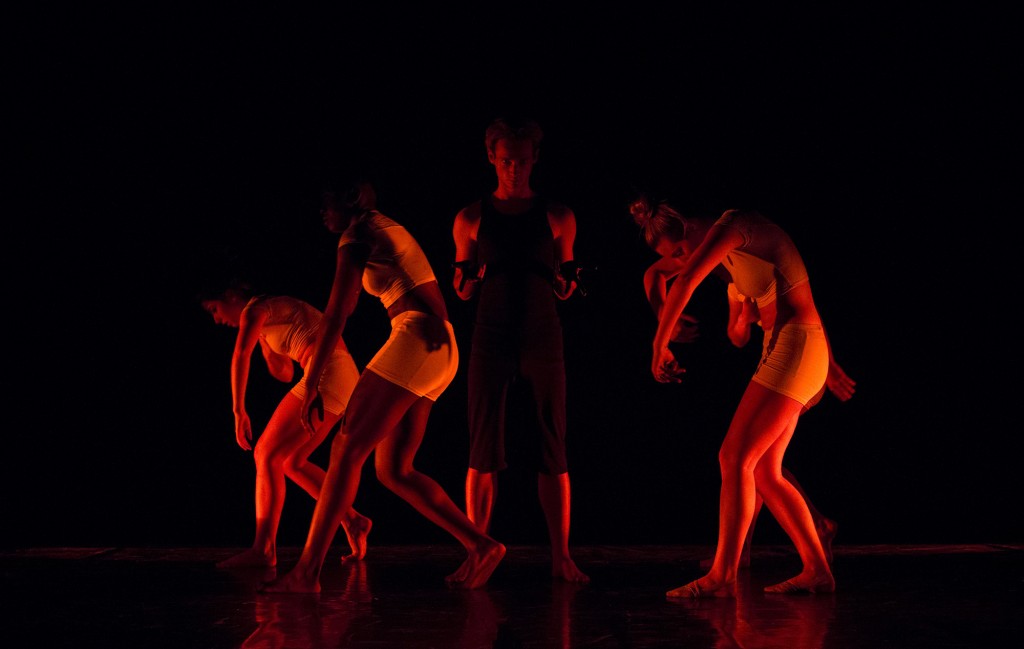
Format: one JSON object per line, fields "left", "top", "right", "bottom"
{"left": 340, "top": 514, "right": 372, "bottom": 563}
{"left": 216, "top": 547, "right": 275, "bottom": 569}
{"left": 817, "top": 518, "right": 838, "bottom": 565}
{"left": 258, "top": 567, "right": 321, "bottom": 594}
{"left": 764, "top": 572, "right": 835, "bottom": 594}
{"left": 666, "top": 577, "right": 735, "bottom": 599}
{"left": 446, "top": 541, "right": 506, "bottom": 590}
{"left": 553, "top": 556, "right": 590, "bottom": 584}
{"left": 446, "top": 559, "right": 471, "bottom": 585}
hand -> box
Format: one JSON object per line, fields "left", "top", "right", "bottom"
{"left": 652, "top": 346, "right": 686, "bottom": 383}
{"left": 825, "top": 362, "right": 856, "bottom": 402}
{"left": 553, "top": 273, "right": 573, "bottom": 300}
{"left": 234, "top": 411, "right": 253, "bottom": 451}
{"left": 454, "top": 261, "right": 486, "bottom": 293}
{"left": 671, "top": 313, "right": 700, "bottom": 344}
{"left": 301, "top": 390, "right": 325, "bottom": 437}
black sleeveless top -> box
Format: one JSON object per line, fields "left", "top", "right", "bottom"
{"left": 474, "top": 195, "right": 559, "bottom": 328}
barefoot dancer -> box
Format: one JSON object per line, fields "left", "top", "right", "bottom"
{"left": 261, "top": 178, "right": 504, "bottom": 594}
{"left": 648, "top": 277, "right": 853, "bottom": 569}
{"left": 632, "top": 195, "right": 837, "bottom": 597}
{"left": 452, "top": 117, "right": 589, "bottom": 583}
{"left": 717, "top": 281, "right": 853, "bottom": 567}
{"left": 200, "top": 282, "right": 371, "bottom": 567}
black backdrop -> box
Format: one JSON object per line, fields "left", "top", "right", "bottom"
{"left": 9, "top": 8, "right": 1017, "bottom": 550}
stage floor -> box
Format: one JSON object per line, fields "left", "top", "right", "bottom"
{"left": 3, "top": 543, "right": 1021, "bottom": 648}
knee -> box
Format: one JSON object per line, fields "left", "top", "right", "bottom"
{"left": 752, "top": 463, "right": 786, "bottom": 492}
{"left": 375, "top": 463, "right": 410, "bottom": 493}
{"left": 281, "top": 455, "right": 307, "bottom": 477}
{"left": 253, "top": 440, "right": 283, "bottom": 470}
{"left": 718, "top": 446, "right": 756, "bottom": 477}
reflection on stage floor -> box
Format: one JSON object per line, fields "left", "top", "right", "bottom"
{"left": 3, "top": 543, "right": 1021, "bottom": 648}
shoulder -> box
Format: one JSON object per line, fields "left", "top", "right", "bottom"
{"left": 455, "top": 200, "right": 483, "bottom": 223}
{"left": 545, "top": 200, "right": 575, "bottom": 226}
{"left": 340, "top": 215, "right": 378, "bottom": 246}
{"left": 240, "top": 295, "right": 270, "bottom": 324}
{"left": 453, "top": 200, "right": 483, "bottom": 239}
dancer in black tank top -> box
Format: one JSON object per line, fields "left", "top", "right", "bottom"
{"left": 452, "top": 117, "right": 590, "bottom": 584}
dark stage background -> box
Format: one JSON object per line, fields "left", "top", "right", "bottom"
{"left": 10, "top": 9, "right": 1017, "bottom": 551}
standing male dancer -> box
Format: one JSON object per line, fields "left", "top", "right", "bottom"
{"left": 452, "top": 117, "right": 589, "bottom": 583}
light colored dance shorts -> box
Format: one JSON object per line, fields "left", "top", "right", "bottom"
{"left": 751, "top": 323, "right": 829, "bottom": 406}
{"left": 289, "top": 348, "right": 360, "bottom": 415}
{"left": 366, "top": 311, "right": 458, "bottom": 401}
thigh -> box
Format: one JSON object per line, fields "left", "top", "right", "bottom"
{"left": 374, "top": 397, "right": 434, "bottom": 475}
{"left": 340, "top": 371, "right": 423, "bottom": 458}
{"left": 722, "top": 381, "right": 805, "bottom": 468}
{"left": 258, "top": 393, "right": 336, "bottom": 459}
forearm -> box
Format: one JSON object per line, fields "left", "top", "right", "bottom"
{"left": 304, "top": 317, "right": 345, "bottom": 394}
{"left": 653, "top": 276, "right": 696, "bottom": 351}
{"left": 230, "top": 354, "right": 252, "bottom": 415}
{"left": 262, "top": 344, "right": 295, "bottom": 382}
{"left": 452, "top": 265, "right": 479, "bottom": 300}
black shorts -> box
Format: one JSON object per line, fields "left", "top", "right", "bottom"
{"left": 466, "top": 321, "right": 568, "bottom": 475}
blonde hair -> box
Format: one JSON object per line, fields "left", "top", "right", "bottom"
{"left": 630, "top": 195, "right": 688, "bottom": 248}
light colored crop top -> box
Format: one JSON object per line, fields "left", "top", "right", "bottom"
{"left": 727, "top": 282, "right": 763, "bottom": 328}
{"left": 245, "top": 295, "right": 322, "bottom": 368}
{"left": 717, "top": 210, "right": 809, "bottom": 310}
{"left": 338, "top": 211, "right": 437, "bottom": 308}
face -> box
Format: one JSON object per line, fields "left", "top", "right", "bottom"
{"left": 320, "top": 193, "right": 349, "bottom": 234}
{"left": 202, "top": 297, "right": 241, "bottom": 327}
{"left": 488, "top": 138, "right": 537, "bottom": 191}
{"left": 653, "top": 233, "right": 689, "bottom": 261}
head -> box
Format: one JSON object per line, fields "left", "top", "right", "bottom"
{"left": 320, "top": 177, "right": 377, "bottom": 234}
{"left": 485, "top": 117, "right": 543, "bottom": 191}
{"left": 198, "top": 280, "right": 256, "bottom": 328}
{"left": 630, "top": 194, "right": 692, "bottom": 259}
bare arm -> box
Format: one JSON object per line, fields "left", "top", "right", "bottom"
{"left": 725, "top": 283, "right": 759, "bottom": 348}
{"left": 452, "top": 204, "right": 484, "bottom": 301}
{"left": 643, "top": 256, "right": 699, "bottom": 343}
{"left": 821, "top": 327, "right": 856, "bottom": 401}
{"left": 550, "top": 204, "right": 577, "bottom": 300}
{"left": 300, "top": 241, "right": 368, "bottom": 433}
{"left": 259, "top": 338, "right": 295, "bottom": 383}
{"left": 652, "top": 221, "right": 744, "bottom": 381}
{"left": 230, "top": 301, "right": 268, "bottom": 450}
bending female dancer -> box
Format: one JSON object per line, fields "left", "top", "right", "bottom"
{"left": 649, "top": 276, "right": 853, "bottom": 567}
{"left": 632, "top": 195, "right": 837, "bottom": 597}
{"left": 717, "top": 281, "right": 853, "bottom": 566}
{"left": 200, "top": 283, "right": 371, "bottom": 567}
{"left": 261, "top": 178, "right": 505, "bottom": 593}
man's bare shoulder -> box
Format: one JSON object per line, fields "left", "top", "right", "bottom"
{"left": 455, "top": 199, "right": 483, "bottom": 223}
{"left": 546, "top": 201, "right": 575, "bottom": 222}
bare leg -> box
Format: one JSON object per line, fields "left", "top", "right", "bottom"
{"left": 261, "top": 373, "right": 503, "bottom": 593}
{"left": 668, "top": 383, "right": 806, "bottom": 599}
{"left": 466, "top": 468, "right": 497, "bottom": 533}
{"left": 700, "top": 465, "right": 839, "bottom": 571}
{"left": 218, "top": 398, "right": 333, "bottom": 568}
{"left": 538, "top": 472, "right": 589, "bottom": 583}
{"left": 374, "top": 396, "right": 504, "bottom": 589}
{"left": 260, "top": 375, "right": 417, "bottom": 593}
{"left": 757, "top": 417, "right": 835, "bottom": 594}
{"left": 450, "top": 469, "right": 499, "bottom": 584}
{"left": 701, "top": 495, "right": 757, "bottom": 571}
{"left": 219, "top": 396, "right": 371, "bottom": 569}
{"left": 780, "top": 467, "right": 837, "bottom": 565}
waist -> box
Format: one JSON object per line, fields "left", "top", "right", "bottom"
{"left": 759, "top": 284, "right": 819, "bottom": 331}
{"left": 387, "top": 281, "right": 448, "bottom": 321}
